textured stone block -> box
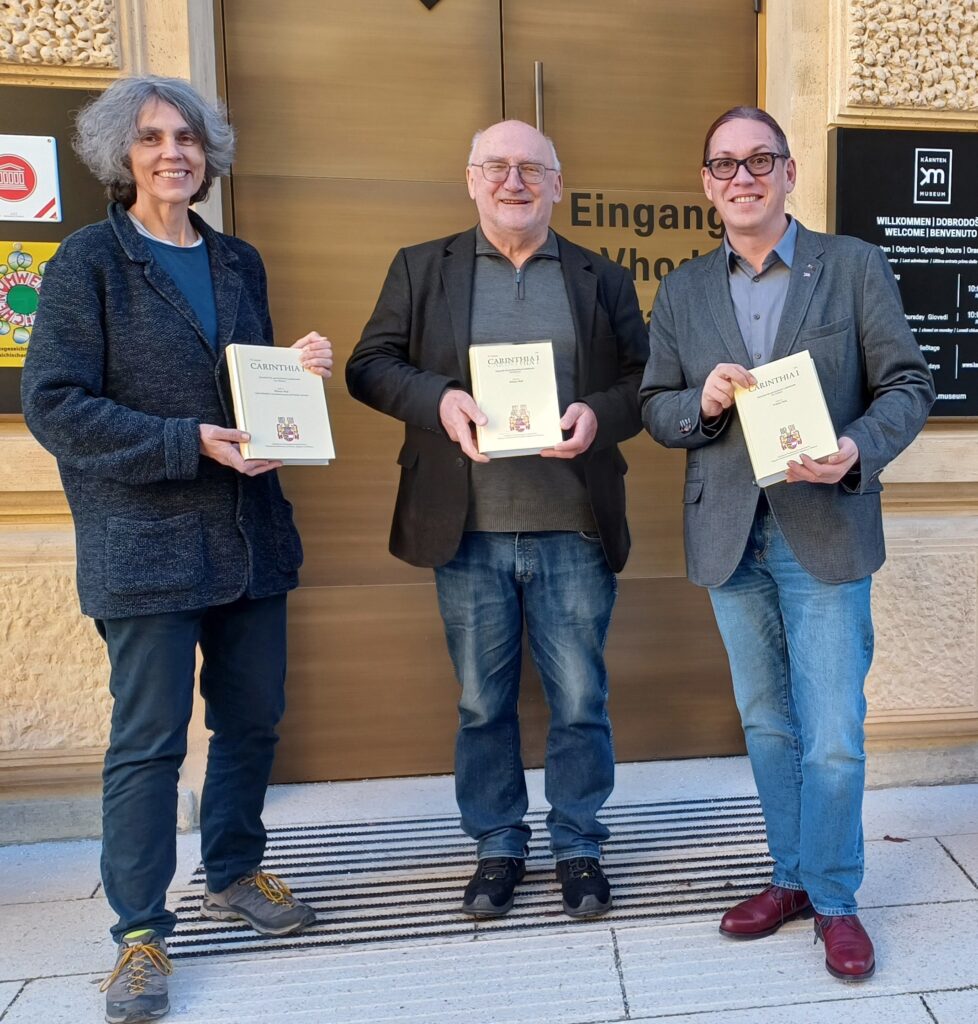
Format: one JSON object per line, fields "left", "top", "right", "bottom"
{"left": 869, "top": 548, "right": 978, "bottom": 712}
{"left": 0, "top": 1, "right": 120, "bottom": 68}
{"left": 847, "top": 1, "right": 978, "bottom": 111}
{"left": 0, "top": 563, "right": 108, "bottom": 751}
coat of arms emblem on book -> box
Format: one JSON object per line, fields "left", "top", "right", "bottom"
{"left": 276, "top": 416, "right": 300, "bottom": 442}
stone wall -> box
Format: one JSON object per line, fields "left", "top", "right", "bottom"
{"left": 766, "top": 0, "right": 978, "bottom": 761}
{"left": 0, "top": 1, "right": 217, "bottom": 820}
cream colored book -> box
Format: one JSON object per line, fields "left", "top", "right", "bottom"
{"left": 733, "top": 350, "right": 838, "bottom": 488}
{"left": 226, "top": 343, "right": 335, "bottom": 465}
{"left": 468, "top": 340, "right": 562, "bottom": 457}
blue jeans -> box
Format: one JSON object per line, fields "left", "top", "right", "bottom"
{"left": 708, "top": 506, "right": 873, "bottom": 916}
{"left": 434, "top": 531, "right": 616, "bottom": 861}
{"left": 97, "top": 593, "right": 287, "bottom": 940}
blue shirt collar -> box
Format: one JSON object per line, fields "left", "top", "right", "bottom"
{"left": 724, "top": 215, "right": 797, "bottom": 272}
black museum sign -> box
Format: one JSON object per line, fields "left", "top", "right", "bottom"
{"left": 833, "top": 127, "right": 978, "bottom": 418}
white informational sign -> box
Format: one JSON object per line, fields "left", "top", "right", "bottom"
{"left": 0, "top": 135, "right": 62, "bottom": 223}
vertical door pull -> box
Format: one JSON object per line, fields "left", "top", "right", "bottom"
{"left": 534, "top": 61, "right": 544, "bottom": 134}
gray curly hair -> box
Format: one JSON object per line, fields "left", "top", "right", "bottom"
{"left": 73, "top": 75, "right": 235, "bottom": 207}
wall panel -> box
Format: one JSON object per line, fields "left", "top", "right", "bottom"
{"left": 502, "top": 0, "right": 757, "bottom": 190}
{"left": 224, "top": 0, "right": 502, "bottom": 181}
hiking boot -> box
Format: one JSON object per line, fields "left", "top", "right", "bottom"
{"left": 201, "top": 870, "right": 317, "bottom": 936}
{"left": 461, "top": 857, "right": 526, "bottom": 917}
{"left": 556, "top": 857, "right": 612, "bottom": 918}
{"left": 101, "top": 930, "right": 172, "bottom": 1024}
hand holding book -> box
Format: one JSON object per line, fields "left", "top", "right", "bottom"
{"left": 701, "top": 362, "right": 756, "bottom": 418}
{"left": 290, "top": 331, "right": 333, "bottom": 379}
{"left": 784, "top": 434, "right": 859, "bottom": 485}
{"left": 539, "top": 402, "right": 597, "bottom": 459}
{"left": 439, "top": 389, "right": 490, "bottom": 463}
{"left": 199, "top": 422, "right": 283, "bottom": 477}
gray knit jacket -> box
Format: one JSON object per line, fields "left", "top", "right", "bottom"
{"left": 21, "top": 202, "right": 302, "bottom": 619}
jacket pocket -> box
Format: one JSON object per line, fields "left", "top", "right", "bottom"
{"left": 683, "top": 479, "right": 704, "bottom": 503}
{"left": 798, "top": 316, "right": 852, "bottom": 342}
{"left": 105, "top": 511, "right": 204, "bottom": 595}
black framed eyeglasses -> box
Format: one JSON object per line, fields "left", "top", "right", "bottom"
{"left": 703, "top": 152, "right": 789, "bottom": 180}
{"left": 469, "top": 161, "right": 558, "bottom": 184}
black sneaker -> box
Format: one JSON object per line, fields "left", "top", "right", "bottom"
{"left": 461, "top": 857, "right": 526, "bottom": 917}
{"left": 556, "top": 857, "right": 612, "bottom": 918}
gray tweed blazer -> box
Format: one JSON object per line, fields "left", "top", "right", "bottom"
{"left": 640, "top": 222, "right": 935, "bottom": 587}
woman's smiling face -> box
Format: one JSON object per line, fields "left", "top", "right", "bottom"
{"left": 127, "top": 98, "right": 206, "bottom": 209}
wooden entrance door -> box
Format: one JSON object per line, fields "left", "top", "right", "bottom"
{"left": 219, "top": 0, "right": 758, "bottom": 781}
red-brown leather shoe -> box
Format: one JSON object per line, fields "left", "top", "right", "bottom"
{"left": 814, "top": 913, "right": 876, "bottom": 981}
{"left": 719, "top": 885, "right": 813, "bottom": 939}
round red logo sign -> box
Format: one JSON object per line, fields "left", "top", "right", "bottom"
{"left": 0, "top": 155, "right": 37, "bottom": 203}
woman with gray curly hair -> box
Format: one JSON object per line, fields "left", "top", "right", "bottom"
{"left": 22, "top": 75, "right": 331, "bottom": 1024}
{"left": 74, "top": 74, "right": 237, "bottom": 210}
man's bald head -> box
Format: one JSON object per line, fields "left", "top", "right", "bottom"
{"left": 468, "top": 120, "right": 561, "bottom": 170}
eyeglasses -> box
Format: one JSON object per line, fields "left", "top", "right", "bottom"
{"left": 703, "top": 152, "right": 789, "bottom": 180}
{"left": 469, "top": 161, "right": 558, "bottom": 184}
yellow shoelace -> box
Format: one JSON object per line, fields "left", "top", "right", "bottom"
{"left": 251, "top": 870, "right": 297, "bottom": 906}
{"left": 100, "top": 942, "right": 173, "bottom": 995}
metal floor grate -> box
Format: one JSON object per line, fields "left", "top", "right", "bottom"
{"left": 168, "top": 795, "right": 770, "bottom": 960}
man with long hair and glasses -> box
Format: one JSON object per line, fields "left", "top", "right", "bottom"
{"left": 640, "top": 106, "right": 934, "bottom": 981}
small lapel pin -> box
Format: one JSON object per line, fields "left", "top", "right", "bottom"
{"left": 803, "top": 263, "right": 815, "bottom": 278}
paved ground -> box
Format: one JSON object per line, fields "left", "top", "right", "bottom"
{"left": 1, "top": 758, "right": 976, "bottom": 1023}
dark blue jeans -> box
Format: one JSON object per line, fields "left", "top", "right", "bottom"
{"left": 434, "top": 531, "right": 616, "bottom": 861}
{"left": 96, "top": 593, "right": 287, "bottom": 940}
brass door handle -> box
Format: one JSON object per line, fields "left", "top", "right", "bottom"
{"left": 534, "top": 61, "right": 544, "bottom": 134}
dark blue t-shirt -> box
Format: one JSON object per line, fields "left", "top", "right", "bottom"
{"left": 144, "top": 235, "right": 218, "bottom": 350}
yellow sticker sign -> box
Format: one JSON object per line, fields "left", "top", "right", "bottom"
{"left": 0, "top": 240, "right": 59, "bottom": 367}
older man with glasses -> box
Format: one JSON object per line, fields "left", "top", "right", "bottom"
{"left": 640, "top": 106, "right": 934, "bottom": 981}
{"left": 347, "top": 120, "right": 647, "bottom": 918}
